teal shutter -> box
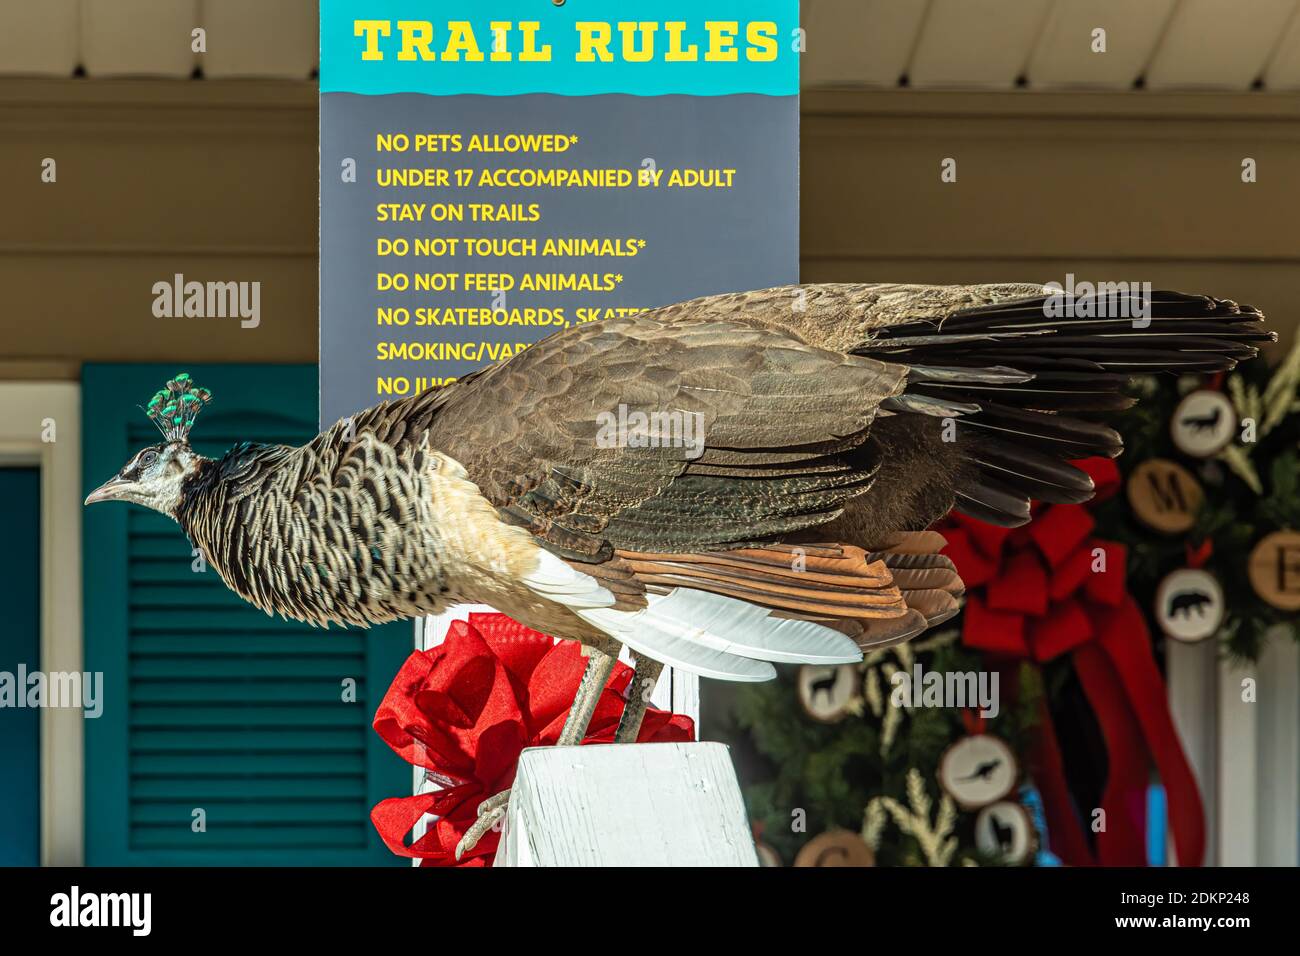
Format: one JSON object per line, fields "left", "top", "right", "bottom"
{"left": 0, "top": 468, "right": 41, "bottom": 865}
{"left": 84, "top": 364, "right": 411, "bottom": 865}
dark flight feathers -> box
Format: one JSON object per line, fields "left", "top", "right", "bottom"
{"left": 854, "top": 288, "right": 1272, "bottom": 526}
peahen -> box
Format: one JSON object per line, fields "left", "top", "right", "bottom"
{"left": 85, "top": 283, "right": 1273, "bottom": 856}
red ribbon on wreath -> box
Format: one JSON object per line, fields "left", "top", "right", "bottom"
{"left": 369, "top": 613, "right": 694, "bottom": 866}
{"left": 938, "top": 457, "right": 1205, "bottom": 866}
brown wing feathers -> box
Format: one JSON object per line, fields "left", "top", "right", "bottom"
{"left": 426, "top": 316, "right": 909, "bottom": 557}
{"left": 357, "top": 284, "right": 1269, "bottom": 648}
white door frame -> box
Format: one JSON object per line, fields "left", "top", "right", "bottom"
{"left": 0, "top": 382, "right": 83, "bottom": 866}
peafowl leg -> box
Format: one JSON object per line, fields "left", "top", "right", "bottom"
{"left": 557, "top": 644, "right": 620, "bottom": 745}
{"left": 454, "top": 644, "right": 620, "bottom": 861}
{"left": 615, "top": 652, "right": 665, "bottom": 743}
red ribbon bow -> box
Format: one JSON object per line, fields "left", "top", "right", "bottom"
{"left": 939, "top": 458, "right": 1205, "bottom": 866}
{"left": 369, "top": 613, "right": 695, "bottom": 866}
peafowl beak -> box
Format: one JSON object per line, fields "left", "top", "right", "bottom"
{"left": 84, "top": 477, "right": 134, "bottom": 505}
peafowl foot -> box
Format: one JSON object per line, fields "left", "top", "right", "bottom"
{"left": 454, "top": 789, "right": 511, "bottom": 861}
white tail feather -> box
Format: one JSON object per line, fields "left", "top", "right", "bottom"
{"left": 522, "top": 550, "right": 616, "bottom": 609}
{"left": 578, "top": 587, "right": 863, "bottom": 682}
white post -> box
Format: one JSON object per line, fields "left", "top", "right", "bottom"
{"left": 411, "top": 608, "right": 701, "bottom": 862}
{"left": 1255, "top": 627, "right": 1298, "bottom": 866}
{"left": 1165, "top": 638, "right": 1219, "bottom": 865}
{"left": 1216, "top": 655, "right": 1258, "bottom": 866}
{"left": 496, "top": 743, "right": 757, "bottom": 866}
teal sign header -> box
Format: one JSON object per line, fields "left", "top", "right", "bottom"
{"left": 320, "top": 0, "right": 800, "bottom": 96}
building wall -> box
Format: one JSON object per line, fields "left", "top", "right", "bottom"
{"left": 0, "top": 79, "right": 317, "bottom": 376}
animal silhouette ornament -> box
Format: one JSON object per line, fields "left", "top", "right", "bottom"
{"left": 84, "top": 283, "right": 1272, "bottom": 858}
{"left": 1168, "top": 589, "right": 1213, "bottom": 618}
{"left": 1170, "top": 390, "right": 1237, "bottom": 458}
{"left": 938, "top": 734, "right": 1018, "bottom": 809}
{"left": 975, "top": 802, "right": 1035, "bottom": 865}
{"left": 1155, "top": 568, "right": 1225, "bottom": 643}
{"left": 810, "top": 670, "right": 839, "bottom": 704}
{"left": 1181, "top": 406, "right": 1221, "bottom": 432}
{"left": 797, "top": 663, "right": 860, "bottom": 723}
{"left": 990, "top": 810, "right": 1015, "bottom": 851}
{"left": 957, "top": 758, "right": 1002, "bottom": 783}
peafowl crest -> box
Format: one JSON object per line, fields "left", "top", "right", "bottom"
{"left": 144, "top": 372, "right": 212, "bottom": 443}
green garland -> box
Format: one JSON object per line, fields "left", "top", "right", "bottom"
{"left": 1099, "top": 339, "right": 1300, "bottom": 660}
{"left": 728, "top": 634, "right": 1041, "bottom": 866}
{"left": 723, "top": 342, "right": 1300, "bottom": 866}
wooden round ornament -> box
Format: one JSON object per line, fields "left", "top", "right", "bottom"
{"left": 797, "top": 663, "right": 860, "bottom": 724}
{"left": 974, "top": 801, "right": 1037, "bottom": 865}
{"left": 937, "top": 735, "right": 1018, "bottom": 810}
{"left": 1171, "top": 390, "right": 1237, "bottom": 459}
{"left": 1126, "top": 459, "right": 1203, "bottom": 534}
{"left": 1248, "top": 530, "right": 1300, "bottom": 612}
{"left": 793, "top": 829, "right": 875, "bottom": 867}
{"left": 1155, "top": 568, "right": 1225, "bottom": 643}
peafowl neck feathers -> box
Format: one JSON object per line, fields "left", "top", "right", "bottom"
{"left": 174, "top": 429, "right": 454, "bottom": 629}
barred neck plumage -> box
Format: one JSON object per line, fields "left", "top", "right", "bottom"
{"left": 173, "top": 436, "right": 451, "bottom": 629}
{"left": 174, "top": 442, "right": 290, "bottom": 612}
{"left": 174, "top": 441, "right": 277, "bottom": 533}
{"left": 173, "top": 450, "right": 224, "bottom": 525}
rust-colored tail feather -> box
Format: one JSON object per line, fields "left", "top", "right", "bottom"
{"left": 614, "top": 543, "right": 908, "bottom": 622}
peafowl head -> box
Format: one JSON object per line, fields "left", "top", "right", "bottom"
{"left": 84, "top": 374, "right": 212, "bottom": 517}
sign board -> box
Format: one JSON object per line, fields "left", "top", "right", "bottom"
{"left": 320, "top": 0, "right": 802, "bottom": 722}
